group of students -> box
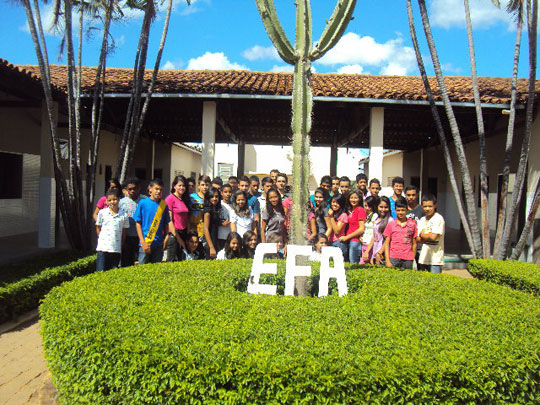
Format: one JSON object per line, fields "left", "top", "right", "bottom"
{"left": 94, "top": 170, "right": 445, "bottom": 274}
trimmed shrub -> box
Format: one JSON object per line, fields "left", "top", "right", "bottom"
{"left": 469, "top": 259, "right": 540, "bottom": 296}
{"left": 0, "top": 250, "right": 88, "bottom": 287}
{"left": 41, "top": 260, "right": 540, "bottom": 404}
{"left": 0, "top": 255, "right": 96, "bottom": 323}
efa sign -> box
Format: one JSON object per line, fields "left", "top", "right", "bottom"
{"left": 247, "top": 244, "right": 348, "bottom": 297}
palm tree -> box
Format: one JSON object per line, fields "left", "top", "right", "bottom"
{"left": 406, "top": 0, "right": 476, "bottom": 255}
{"left": 464, "top": 0, "right": 490, "bottom": 258}
{"left": 416, "top": 0, "right": 483, "bottom": 258}
{"left": 498, "top": 0, "right": 538, "bottom": 259}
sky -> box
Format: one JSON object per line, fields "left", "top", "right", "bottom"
{"left": 0, "top": 0, "right": 534, "bottom": 78}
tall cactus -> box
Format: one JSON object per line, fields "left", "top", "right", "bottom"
{"left": 255, "top": 0, "right": 356, "bottom": 246}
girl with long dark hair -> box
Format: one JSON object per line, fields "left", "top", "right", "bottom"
{"left": 328, "top": 193, "right": 349, "bottom": 259}
{"left": 217, "top": 232, "right": 243, "bottom": 259}
{"left": 164, "top": 175, "right": 190, "bottom": 261}
{"left": 203, "top": 187, "right": 222, "bottom": 259}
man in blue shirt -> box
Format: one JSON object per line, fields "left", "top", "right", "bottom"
{"left": 389, "top": 176, "right": 405, "bottom": 218}
{"left": 133, "top": 178, "right": 174, "bottom": 264}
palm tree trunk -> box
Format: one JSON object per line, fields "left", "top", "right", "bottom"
{"left": 499, "top": 0, "right": 537, "bottom": 259}
{"left": 21, "top": 0, "right": 77, "bottom": 248}
{"left": 87, "top": 0, "right": 113, "bottom": 244}
{"left": 493, "top": 5, "right": 523, "bottom": 257}
{"left": 407, "top": 0, "right": 476, "bottom": 254}
{"left": 510, "top": 177, "right": 540, "bottom": 259}
{"left": 417, "top": 0, "right": 483, "bottom": 258}
{"left": 464, "top": 0, "right": 490, "bottom": 258}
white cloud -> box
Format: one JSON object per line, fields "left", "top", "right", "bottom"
{"left": 242, "top": 45, "right": 280, "bottom": 61}
{"left": 186, "top": 52, "right": 248, "bottom": 70}
{"left": 162, "top": 60, "right": 176, "bottom": 69}
{"left": 429, "top": 0, "right": 512, "bottom": 29}
{"left": 441, "top": 62, "right": 464, "bottom": 74}
{"left": 270, "top": 65, "right": 294, "bottom": 73}
{"left": 337, "top": 64, "right": 364, "bottom": 74}
{"left": 317, "top": 33, "right": 417, "bottom": 76}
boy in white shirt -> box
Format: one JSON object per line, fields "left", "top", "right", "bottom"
{"left": 416, "top": 194, "right": 445, "bottom": 273}
{"left": 96, "top": 189, "right": 129, "bottom": 271}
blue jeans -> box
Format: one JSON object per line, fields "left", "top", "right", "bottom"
{"left": 96, "top": 251, "right": 121, "bottom": 271}
{"left": 419, "top": 264, "right": 442, "bottom": 273}
{"left": 331, "top": 241, "right": 348, "bottom": 261}
{"left": 138, "top": 245, "right": 164, "bottom": 264}
{"left": 349, "top": 241, "right": 362, "bottom": 263}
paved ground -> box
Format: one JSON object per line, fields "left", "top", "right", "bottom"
{"left": 0, "top": 268, "right": 473, "bottom": 405}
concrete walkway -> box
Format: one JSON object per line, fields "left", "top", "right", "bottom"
{"left": 0, "top": 268, "right": 472, "bottom": 405}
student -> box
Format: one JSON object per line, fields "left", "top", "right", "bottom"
{"left": 203, "top": 187, "right": 222, "bottom": 259}
{"left": 242, "top": 230, "right": 258, "bottom": 259}
{"left": 327, "top": 194, "right": 349, "bottom": 259}
{"left": 248, "top": 175, "right": 262, "bottom": 230}
{"left": 339, "top": 176, "right": 351, "bottom": 197}
{"left": 340, "top": 190, "right": 366, "bottom": 263}
{"left": 163, "top": 175, "right": 189, "bottom": 262}
{"left": 417, "top": 194, "right": 445, "bottom": 273}
{"left": 356, "top": 173, "right": 368, "bottom": 197}
{"left": 180, "top": 230, "right": 207, "bottom": 260}
{"left": 257, "top": 176, "right": 274, "bottom": 211}
{"left": 217, "top": 232, "right": 243, "bottom": 260}
{"left": 93, "top": 178, "right": 122, "bottom": 222}
{"left": 360, "top": 196, "right": 379, "bottom": 264}
{"left": 134, "top": 178, "right": 175, "bottom": 264}
{"left": 364, "top": 196, "right": 393, "bottom": 265}
{"left": 230, "top": 190, "right": 255, "bottom": 237}
{"left": 308, "top": 187, "right": 331, "bottom": 241}
{"left": 217, "top": 184, "right": 233, "bottom": 250}
{"left": 383, "top": 198, "right": 417, "bottom": 269}
{"left": 119, "top": 177, "right": 146, "bottom": 267}
{"left": 228, "top": 176, "right": 239, "bottom": 192}
{"left": 367, "top": 178, "right": 381, "bottom": 198}
{"left": 261, "top": 188, "right": 287, "bottom": 246}
{"left": 388, "top": 176, "right": 405, "bottom": 218}
{"left": 310, "top": 175, "right": 332, "bottom": 206}
{"left": 266, "top": 233, "right": 284, "bottom": 259}
{"left": 187, "top": 177, "right": 196, "bottom": 195}
{"left": 331, "top": 176, "right": 340, "bottom": 197}
{"left": 239, "top": 175, "right": 260, "bottom": 230}
{"left": 276, "top": 173, "right": 289, "bottom": 199}
{"left": 95, "top": 189, "right": 129, "bottom": 271}
{"left": 405, "top": 185, "right": 425, "bottom": 223}
{"left": 189, "top": 175, "right": 210, "bottom": 239}
{"left": 269, "top": 169, "right": 280, "bottom": 184}
{"left": 211, "top": 177, "right": 223, "bottom": 190}
{"left": 309, "top": 233, "right": 328, "bottom": 262}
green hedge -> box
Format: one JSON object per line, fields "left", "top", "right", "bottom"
{"left": 0, "top": 250, "right": 88, "bottom": 287}
{"left": 468, "top": 259, "right": 540, "bottom": 296}
{"left": 41, "top": 260, "right": 540, "bottom": 403}
{"left": 0, "top": 255, "right": 96, "bottom": 324}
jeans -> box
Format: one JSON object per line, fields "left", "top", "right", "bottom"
{"left": 389, "top": 258, "right": 413, "bottom": 269}
{"left": 96, "top": 251, "right": 121, "bottom": 271}
{"left": 121, "top": 236, "right": 139, "bottom": 267}
{"left": 419, "top": 264, "right": 442, "bottom": 273}
{"left": 349, "top": 241, "right": 362, "bottom": 263}
{"left": 331, "top": 241, "right": 348, "bottom": 261}
{"left": 138, "top": 245, "right": 164, "bottom": 264}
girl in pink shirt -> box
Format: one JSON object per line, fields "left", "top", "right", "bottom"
{"left": 363, "top": 196, "right": 393, "bottom": 265}
{"left": 328, "top": 194, "right": 349, "bottom": 260}
{"left": 339, "top": 190, "right": 366, "bottom": 263}
{"left": 164, "top": 175, "right": 190, "bottom": 261}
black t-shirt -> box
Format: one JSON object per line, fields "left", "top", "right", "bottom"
{"left": 407, "top": 205, "right": 425, "bottom": 223}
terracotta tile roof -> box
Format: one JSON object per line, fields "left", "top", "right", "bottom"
{"left": 13, "top": 62, "right": 539, "bottom": 105}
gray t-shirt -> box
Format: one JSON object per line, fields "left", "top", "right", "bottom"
{"left": 261, "top": 206, "right": 286, "bottom": 240}
{"left": 407, "top": 205, "right": 425, "bottom": 223}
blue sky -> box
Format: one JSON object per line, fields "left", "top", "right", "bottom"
{"left": 0, "top": 0, "right": 534, "bottom": 78}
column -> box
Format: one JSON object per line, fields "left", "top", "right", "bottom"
{"left": 237, "top": 140, "right": 245, "bottom": 177}
{"left": 368, "top": 107, "right": 384, "bottom": 182}
{"left": 329, "top": 141, "right": 337, "bottom": 177}
{"left": 202, "top": 101, "right": 216, "bottom": 178}
{"left": 38, "top": 102, "right": 57, "bottom": 248}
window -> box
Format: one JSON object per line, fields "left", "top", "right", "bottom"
{"left": 0, "top": 152, "right": 23, "bottom": 199}
{"left": 218, "top": 163, "right": 234, "bottom": 179}
{"left": 153, "top": 168, "right": 163, "bottom": 180}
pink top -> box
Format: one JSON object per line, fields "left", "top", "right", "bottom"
{"left": 96, "top": 196, "right": 107, "bottom": 210}
{"left": 329, "top": 212, "right": 348, "bottom": 242}
{"left": 346, "top": 206, "right": 367, "bottom": 242}
{"left": 165, "top": 194, "right": 189, "bottom": 231}
{"left": 383, "top": 218, "right": 418, "bottom": 261}
{"left": 371, "top": 217, "right": 394, "bottom": 260}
